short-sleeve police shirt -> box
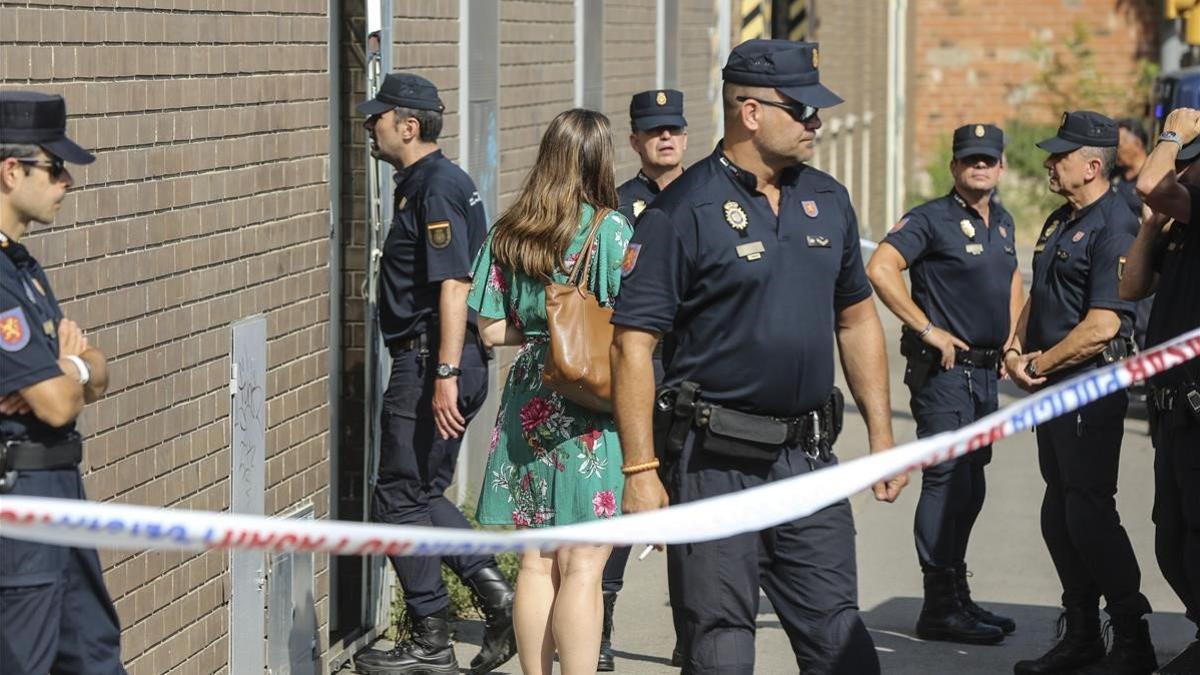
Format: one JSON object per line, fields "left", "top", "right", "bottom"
{"left": 1109, "top": 172, "right": 1142, "bottom": 217}
{"left": 884, "top": 190, "right": 1018, "bottom": 348}
{"left": 1027, "top": 190, "right": 1138, "bottom": 356}
{"left": 612, "top": 145, "right": 873, "bottom": 417}
{"left": 617, "top": 171, "right": 659, "bottom": 224}
{"left": 379, "top": 150, "right": 487, "bottom": 344}
{"left": 0, "top": 236, "right": 74, "bottom": 444}
{"left": 1144, "top": 185, "right": 1200, "bottom": 386}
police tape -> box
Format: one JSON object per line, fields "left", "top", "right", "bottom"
{"left": 2, "top": 326, "right": 1199, "bottom": 557}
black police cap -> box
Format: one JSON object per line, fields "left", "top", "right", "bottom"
{"left": 0, "top": 91, "right": 94, "bottom": 165}
{"left": 629, "top": 89, "right": 687, "bottom": 132}
{"left": 1179, "top": 139, "right": 1200, "bottom": 162}
{"left": 1037, "top": 110, "right": 1118, "bottom": 154}
{"left": 722, "top": 39, "right": 843, "bottom": 108}
{"left": 357, "top": 72, "right": 444, "bottom": 116}
{"left": 952, "top": 123, "right": 1004, "bottom": 160}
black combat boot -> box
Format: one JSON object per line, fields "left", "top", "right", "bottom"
{"left": 1076, "top": 615, "right": 1157, "bottom": 675}
{"left": 956, "top": 564, "right": 1017, "bottom": 634}
{"left": 916, "top": 569, "right": 1006, "bottom": 645}
{"left": 1013, "top": 607, "right": 1105, "bottom": 674}
{"left": 354, "top": 611, "right": 458, "bottom": 674}
{"left": 465, "top": 566, "right": 517, "bottom": 675}
{"left": 597, "top": 591, "right": 617, "bottom": 671}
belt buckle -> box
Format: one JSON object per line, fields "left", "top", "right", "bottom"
{"left": 0, "top": 440, "right": 16, "bottom": 493}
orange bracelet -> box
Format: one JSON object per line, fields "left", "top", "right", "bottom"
{"left": 621, "top": 459, "right": 661, "bottom": 475}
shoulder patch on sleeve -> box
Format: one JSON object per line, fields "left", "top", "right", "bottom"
{"left": 0, "top": 307, "right": 31, "bottom": 352}
{"left": 621, "top": 243, "right": 642, "bottom": 277}
{"left": 426, "top": 220, "right": 451, "bottom": 249}
{"left": 890, "top": 216, "right": 910, "bottom": 233}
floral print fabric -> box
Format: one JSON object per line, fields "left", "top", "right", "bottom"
{"left": 467, "top": 204, "right": 632, "bottom": 527}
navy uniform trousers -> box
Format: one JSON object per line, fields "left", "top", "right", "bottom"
{"left": 664, "top": 430, "right": 879, "bottom": 675}
{"left": 1036, "top": 390, "right": 1151, "bottom": 617}
{"left": 0, "top": 469, "right": 125, "bottom": 675}
{"left": 909, "top": 364, "right": 996, "bottom": 572}
{"left": 1151, "top": 405, "right": 1200, "bottom": 629}
{"left": 371, "top": 337, "right": 493, "bottom": 617}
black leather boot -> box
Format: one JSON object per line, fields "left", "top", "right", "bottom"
{"left": 956, "top": 564, "right": 1017, "bottom": 634}
{"left": 465, "top": 566, "right": 517, "bottom": 675}
{"left": 1013, "top": 607, "right": 1105, "bottom": 674}
{"left": 916, "top": 569, "right": 1005, "bottom": 645}
{"left": 597, "top": 591, "right": 617, "bottom": 671}
{"left": 354, "top": 612, "right": 458, "bottom": 674}
{"left": 1076, "top": 615, "right": 1157, "bottom": 675}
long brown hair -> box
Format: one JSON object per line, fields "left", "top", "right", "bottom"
{"left": 490, "top": 108, "right": 619, "bottom": 279}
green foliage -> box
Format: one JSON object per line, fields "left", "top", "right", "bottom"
{"left": 388, "top": 499, "right": 520, "bottom": 642}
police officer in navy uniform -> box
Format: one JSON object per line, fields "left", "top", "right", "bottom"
{"left": 1122, "top": 106, "right": 1200, "bottom": 673}
{"left": 601, "top": 87, "right": 690, "bottom": 672}
{"left": 867, "top": 123, "right": 1021, "bottom": 646}
{"left": 353, "top": 73, "right": 515, "bottom": 675}
{"left": 0, "top": 92, "right": 124, "bottom": 674}
{"left": 1112, "top": 118, "right": 1154, "bottom": 352}
{"left": 1004, "top": 111, "right": 1156, "bottom": 675}
{"left": 612, "top": 40, "right": 907, "bottom": 675}
{"left": 616, "top": 89, "right": 688, "bottom": 224}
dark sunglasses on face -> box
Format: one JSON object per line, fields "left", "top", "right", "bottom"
{"left": 959, "top": 155, "right": 1001, "bottom": 168}
{"left": 16, "top": 155, "right": 67, "bottom": 179}
{"left": 736, "top": 96, "right": 819, "bottom": 123}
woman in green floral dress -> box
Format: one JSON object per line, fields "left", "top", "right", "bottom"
{"left": 468, "top": 108, "right": 632, "bottom": 675}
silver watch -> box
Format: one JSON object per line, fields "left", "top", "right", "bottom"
{"left": 1159, "top": 130, "right": 1183, "bottom": 147}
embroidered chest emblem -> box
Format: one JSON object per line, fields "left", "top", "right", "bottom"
{"left": 802, "top": 200, "right": 819, "bottom": 218}
{"left": 724, "top": 201, "right": 748, "bottom": 231}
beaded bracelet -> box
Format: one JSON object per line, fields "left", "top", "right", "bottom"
{"left": 621, "top": 459, "right": 661, "bottom": 475}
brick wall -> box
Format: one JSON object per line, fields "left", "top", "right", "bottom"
{"left": 908, "top": 0, "right": 1158, "bottom": 175}
{"left": 0, "top": 1, "right": 332, "bottom": 673}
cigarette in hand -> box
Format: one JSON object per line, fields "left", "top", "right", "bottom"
{"left": 638, "top": 545, "right": 656, "bottom": 560}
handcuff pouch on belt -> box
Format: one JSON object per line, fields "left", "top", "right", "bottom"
{"left": 1097, "top": 336, "right": 1135, "bottom": 366}
{"left": 653, "top": 381, "right": 843, "bottom": 464}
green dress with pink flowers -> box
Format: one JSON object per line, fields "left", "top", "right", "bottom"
{"left": 467, "top": 204, "right": 632, "bottom": 527}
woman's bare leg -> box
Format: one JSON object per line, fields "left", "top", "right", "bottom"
{"left": 514, "top": 548, "right": 558, "bottom": 675}
{"left": 552, "top": 544, "right": 612, "bottom": 675}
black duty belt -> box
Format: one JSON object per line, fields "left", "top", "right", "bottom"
{"left": 1150, "top": 383, "right": 1200, "bottom": 415}
{"left": 955, "top": 348, "right": 1000, "bottom": 369}
{"left": 388, "top": 325, "right": 484, "bottom": 357}
{"left": 1, "top": 438, "right": 83, "bottom": 492}
{"left": 654, "top": 381, "right": 844, "bottom": 464}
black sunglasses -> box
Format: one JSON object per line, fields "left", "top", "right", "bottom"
{"left": 16, "top": 155, "right": 67, "bottom": 179}
{"left": 736, "top": 96, "right": 819, "bottom": 123}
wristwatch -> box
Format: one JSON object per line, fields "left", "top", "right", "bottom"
{"left": 1159, "top": 130, "right": 1183, "bottom": 147}
{"left": 434, "top": 363, "right": 462, "bottom": 379}
{"left": 1024, "top": 358, "right": 1040, "bottom": 379}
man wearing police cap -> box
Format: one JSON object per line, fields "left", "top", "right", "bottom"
{"left": 613, "top": 39, "right": 906, "bottom": 674}
{"left": 1005, "top": 111, "right": 1155, "bottom": 675}
{"left": 1122, "top": 106, "right": 1200, "bottom": 673}
{"left": 353, "top": 73, "right": 515, "bottom": 675}
{"left": 600, "top": 87, "right": 691, "bottom": 672}
{"left": 868, "top": 123, "right": 1022, "bottom": 645}
{"left": 0, "top": 92, "right": 124, "bottom": 673}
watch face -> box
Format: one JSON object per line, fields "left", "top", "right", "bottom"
{"left": 436, "top": 364, "right": 451, "bottom": 377}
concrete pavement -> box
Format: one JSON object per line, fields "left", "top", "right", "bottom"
{"left": 355, "top": 297, "right": 1196, "bottom": 673}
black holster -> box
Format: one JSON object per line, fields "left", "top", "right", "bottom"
{"left": 901, "top": 330, "right": 938, "bottom": 390}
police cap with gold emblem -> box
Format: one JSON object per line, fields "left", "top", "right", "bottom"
{"left": 952, "top": 123, "right": 1004, "bottom": 160}
{"left": 722, "top": 39, "right": 843, "bottom": 108}
{"left": 629, "top": 89, "right": 687, "bottom": 132}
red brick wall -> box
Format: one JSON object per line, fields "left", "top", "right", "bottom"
{"left": 908, "top": 0, "right": 1157, "bottom": 173}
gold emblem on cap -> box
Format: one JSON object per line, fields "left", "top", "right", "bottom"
{"left": 656, "top": 91, "right": 667, "bottom": 106}
{"left": 724, "top": 201, "right": 748, "bottom": 231}
{"left": 812, "top": 48, "right": 820, "bottom": 68}
{"left": 960, "top": 219, "right": 976, "bottom": 239}
{"left": 632, "top": 199, "right": 646, "bottom": 217}
{"left": 974, "top": 125, "right": 985, "bottom": 138}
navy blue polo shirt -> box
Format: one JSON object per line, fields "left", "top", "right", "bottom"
{"left": 0, "top": 235, "right": 75, "bottom": 445}
{"left": 1109, "top": 172, "right": 1142, "bottom": 217}
{"left": 1026, "top": 190, "right": 1138, "bottom": 357}
{"left": 612, "top": 145, "right": 873, "bottom": 417}
{"left": 379, "top": 149, "right": 487, "bottom": 344}
{"left": 884, "top": 190, "right": 1018, "bottom": 349}
{"left": 1144, "top": 185, "right": 1200, "bottom": 386}
{"left": 617, "top": 171, "right": 660, "bottom": 224}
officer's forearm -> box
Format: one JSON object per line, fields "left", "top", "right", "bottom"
{"left": 612, "top": 327, "right": 659, "bottom": 466}
{"left": 437, "top": 278, "right": 472, "bottom": 366}
{"left": 1035, "top": 309, "right": 1121, "bottom": 374}
{"left": 1137, "top": 143, "right": 1192, "bottom": 223}
{"left": 1005, "top": 269, "right": 1025, "bottom": 350}
{"left": 866, "top": 259, "right": 927, "bottom": 332}
{"left": 835, "top": 299, "right": 894, "bottom": 452}
{"left": 1119, "top": 221, "right": 1163, "bottom": 301}
{"left": 80, "top": 346, "right": 109, "bottom": 403}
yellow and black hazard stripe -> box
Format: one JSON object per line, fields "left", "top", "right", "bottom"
{"left": 741, "top": 0, "right": 810, "bottom": 42}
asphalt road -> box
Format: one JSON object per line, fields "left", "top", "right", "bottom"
{"left": 355, "top": 295, "right": 1196, "bottom": 674}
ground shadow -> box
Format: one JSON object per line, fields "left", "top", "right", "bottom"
{"left": 860, "top": 597, "right": 1195, "bottom": 675}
